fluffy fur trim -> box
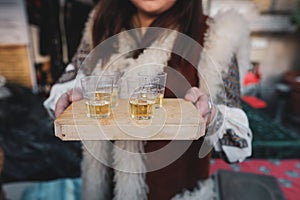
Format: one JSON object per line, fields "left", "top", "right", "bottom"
{"left": 81, "top": 141, "right": 112, "bottom": 200}
{"left": 171, "top": 177, "right": 216, "bottom": 200}
{"left": 112, "top": 141, "right": 148, "bottom": 200}
{"left": 199, "top": 10, "right": 250, "bottom": 100}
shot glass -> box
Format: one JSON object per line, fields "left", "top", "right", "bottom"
{"left": 80, "top": 76, "right": 113, "bottom": 118}
{"left": 93, "top": 70, "right": 121, "bottom": 108}
{"left": 126, "top": 79, "right": 139, "bottom": 98}
{"left": 129, "top": 87, "right": 157, "bottom": 120}
{"left": 138, "top": 71, "right": 167, "bottom": 108}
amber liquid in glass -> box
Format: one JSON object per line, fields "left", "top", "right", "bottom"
{"left": 85, "top": 92, "right": 111, "bottom": 118}
{"left": 111, "top": 87, "right": 119, "bottom": 108}
{"left": 130, "top": 99, "right": 155, "bottom": 120}
{"left": 155, "top": 93, "right": 164, "bottom": 108}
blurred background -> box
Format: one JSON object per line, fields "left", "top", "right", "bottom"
{"left": 0, "top": 0, "right": 300, "bottom": 199}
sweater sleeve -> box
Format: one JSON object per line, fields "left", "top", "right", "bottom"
{"left": 204, "top": 104, "right": 252, "bottom": 163}
{"left": 202, "top": 56, "right": 252, "bottom": 163}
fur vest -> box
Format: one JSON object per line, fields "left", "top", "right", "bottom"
{"left": 78, "top": 9, "right": 250, "bottom": 200}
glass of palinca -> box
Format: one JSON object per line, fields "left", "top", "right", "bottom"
{"left": 129, "top": 86, "right": 157, "bottom": 120}
{"left": 93, "top": 70, "right": 121, "bottom": 108}
{"left": 126, "top": 76, "right": 158, "bottom": 120}
{"left": 138, "top": 71, "right": 167, "bottom": 108}
{"left": 81, "top": 76, "right": 113, "bottom": 118}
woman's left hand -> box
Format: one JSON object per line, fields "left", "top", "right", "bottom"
{"left": 184, "top": 87, "right": 216, "bottom": 125}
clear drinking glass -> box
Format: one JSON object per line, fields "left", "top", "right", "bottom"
{"left": 138, "top": 71, "right": 167, "bottom": 108}
{"left": 129, "top": 87, "right": 157, "bottom": 120}
{"left": 93, "top": 70, "right": 121, "bottom": 107}
{"left": 80, "top": 76, "right": 113, "bottom": 118}
{"left": 126, "top": 75, "right": 158, "bottom": 120}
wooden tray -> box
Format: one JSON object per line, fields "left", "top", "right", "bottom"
{"left": 54, "top": 99, "right": 206, "bottom": 141}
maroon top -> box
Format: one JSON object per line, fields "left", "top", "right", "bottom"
{"left": 145, "top": 15, "right": 210, "bottom": 200}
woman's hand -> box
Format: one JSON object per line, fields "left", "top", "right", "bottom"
{"left": 184, "top": 87, "right": 216, "bottom": 125}
{"left": 55, "top": 88, "right": 83, "bottom": 118}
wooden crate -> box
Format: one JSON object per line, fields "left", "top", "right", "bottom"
{"left": 0, "top": 0, "right": 37, "bottom": 89}
{"left": 55, "top": 99, "right": 206, "bottom": 141}
{"left": 0, "top": 44, "right": 35, "bottom": 88}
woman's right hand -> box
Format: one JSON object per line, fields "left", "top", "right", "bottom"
{"left": 55, "top": 88, "right": 83, "bottom": 117}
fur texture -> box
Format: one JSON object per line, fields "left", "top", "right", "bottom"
{"left": 113, "top": 141, "right": 148, "bottom": 200}
{"left": 171, "top": 177, "right": 216, "bottom": 200}
{"left": 81, "top": 141, "right": 112, "bottom": 200}
{"left": 199, "top": 10, "right": 250, "bottom": 100}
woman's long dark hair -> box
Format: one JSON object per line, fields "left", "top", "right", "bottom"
{"left": 92, "top": 0, "right": 206, "bottom": 68}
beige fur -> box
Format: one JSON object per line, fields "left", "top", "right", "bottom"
{"left": 199, "top": 10, "right": 250, "bottom": 100}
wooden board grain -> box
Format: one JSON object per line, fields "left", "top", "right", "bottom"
{"left": 54, "top": 99, "right": 206, "bottom": 141}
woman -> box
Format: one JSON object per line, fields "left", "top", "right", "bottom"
{"left": 44, "top": 0, "right": 252, "bottom": 199}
